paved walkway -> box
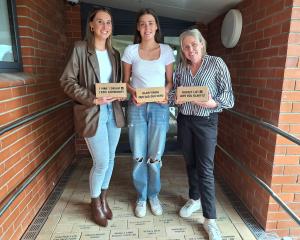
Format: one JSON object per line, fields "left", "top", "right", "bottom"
{"left": 35, "top": 155, "right": 257, "bottom": 240}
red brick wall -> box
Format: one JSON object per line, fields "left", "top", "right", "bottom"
{"left": 0, "top": 111, "right": 74, "bottom": 240}
{"left": 65, "top": 4, "right": 82, "bottom": 46}
{"left": 208, "top": 0, "right": 299, "bottom": 238}
{"left": 273, "top": 1, "right": 300, "bottom": 237}
{"left": 0, "top": 1, "right": 81, "bottom": 239}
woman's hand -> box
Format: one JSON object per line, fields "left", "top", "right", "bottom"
{"left": 129, "top": 89, "right": 144, "bottom": 106}
{"left": 93, "top": 97, "right": 118, "bottom": 105}
{"left": 158, "top": 99, "right": 168, "bottom": 104}
{"left": 157, "top": 88, "right": 169, "bottom": 104}
{"left": 175, "top": 94, "right": 185, "bottom": 105}
{"left": 116, "top": 97, "right": 127, "bottom": 101}
{"left": 192, "top": 93, "right": 218, "bottom": 108}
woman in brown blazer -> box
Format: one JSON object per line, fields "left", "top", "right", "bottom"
{"left": 60, "top": 7, "right": 125, "bottom": 227}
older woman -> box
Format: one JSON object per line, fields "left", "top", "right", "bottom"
{"left": 171, "top": 29, "right": 234, "bottom": 240}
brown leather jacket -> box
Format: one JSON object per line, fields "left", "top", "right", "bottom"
{"left": 60, "top": 41, "right": 125, "bottom": 137}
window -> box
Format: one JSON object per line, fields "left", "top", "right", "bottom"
{"left": 0, "top": 0, "right": 22, "bottom": 72}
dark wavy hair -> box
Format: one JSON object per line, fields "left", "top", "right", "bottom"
{"left": 85, "top": 7, "right": 114, "bottom": 53}
{"left": 133, "top": 8, "right": 162, "bottom": 44}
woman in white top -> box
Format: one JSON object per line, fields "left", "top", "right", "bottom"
{"left": 60, "top": 7, "right": 125, "bottom": 227}
{"left": 122, "top": 8, "right": 175, "bottom": 218}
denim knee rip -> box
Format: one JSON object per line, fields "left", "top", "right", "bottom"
{"left": 147, "top": 158, "right": 162, "bottom": 167}
{"left": 134, "top": 157, "right": 144, "bottom": 163}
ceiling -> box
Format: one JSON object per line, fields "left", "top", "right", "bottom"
{"left": 81, "top": 0, "right": 243, "bottom": 24}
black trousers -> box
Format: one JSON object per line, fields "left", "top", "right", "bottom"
{"left": 177, "top": 112, "right": 218, "bottom": 219}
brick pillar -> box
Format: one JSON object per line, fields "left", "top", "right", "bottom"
{"left": 207, "top": 0, "right": 299, "bottom": 238}
{"left": 0, "top": 1, "right": 79, "bottom": 239}
{"left": 65, "top": 4, "right": 82, "bottom": 47}
{"left": 270, "top": 1, "right": 300, "bottom": 237}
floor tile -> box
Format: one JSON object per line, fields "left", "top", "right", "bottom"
{"left": 34, "top": 155, "right": 256, "bottom": 240}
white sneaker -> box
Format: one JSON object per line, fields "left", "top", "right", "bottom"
{"left": 135, "top": 200, "right": 146, "bottom": 218}
{"left": 149, "top": 196, "right": 163, "bottom": 216}
{"left": 179, "top": 199, "right": 201, "bottom": 218}
{"left": 203, "top": 218, "right": 222, "bottom": 240}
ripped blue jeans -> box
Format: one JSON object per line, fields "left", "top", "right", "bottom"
{"left": 128, "top": 102, "right": 169, "bottom": 201}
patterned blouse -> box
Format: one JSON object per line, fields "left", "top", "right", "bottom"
{"left": 169, "top": 55, "right": 234, "bottom": 116}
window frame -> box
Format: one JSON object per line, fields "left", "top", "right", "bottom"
{"left": 0, "top": 0, "right": 22, "bottom": 73}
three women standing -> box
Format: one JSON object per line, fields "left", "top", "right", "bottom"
{"left": 61, "top": 7, "right": 234, "bottom": 240}
{"left": 122, "top": 8, "right": 175, "bottom": 218}
{"left": 60, "top": 8, "right": 125, "bottom": 227}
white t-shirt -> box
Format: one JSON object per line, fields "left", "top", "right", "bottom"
{"left": 121, "top": 44, "right": 175, "bottom": 88}
{"left": 96, "top": 50, "right": 112, "bottom": 83}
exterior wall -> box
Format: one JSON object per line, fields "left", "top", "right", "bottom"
{"left": 208, "top": 0, "right": 299, "bottom": 238}
{"left": 0, "top": 0, "right": 298, "bottom": 239}
{"left": 276, "top": 0, "right": 300, "bottom": 237}
{"left": 76, "top": 136, "right": 89, "bottom": 157}
{"left": 0, "top": 1, "right": 80, "bottom": 239}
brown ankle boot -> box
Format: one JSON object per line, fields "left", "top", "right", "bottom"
{"left": 91, "top": 197, "right": 108, "bottom": 227}
{"left": 100, "top": 189, "right": 112, "bottom": 220}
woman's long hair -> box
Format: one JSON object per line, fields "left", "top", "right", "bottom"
{"left": 133, "top": 8, "right": 162, "bottom": 44}
{"left": 85, "top": 7, "right": 114, "bottom": 53}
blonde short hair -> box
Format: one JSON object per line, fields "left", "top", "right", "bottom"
{"left": 179, "top": 28, "right": 207, "bottom": 66}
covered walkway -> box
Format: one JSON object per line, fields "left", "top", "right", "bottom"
{"left": 28, "top": 155, "right": 256, "bottom": 240}
{"left": 0, "top": 1, "right": 300, "bottom": 239}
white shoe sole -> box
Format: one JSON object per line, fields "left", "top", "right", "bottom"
{"left": 135, "top": 211, "right": 146, "bottom": 218}
{"left": 179, "top": 205, "right": 201, "bottom": 218}
{"left": 151, "top": 209, "right": 163, "bottom": 216}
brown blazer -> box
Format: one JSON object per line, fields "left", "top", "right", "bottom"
{"left": 60, "top": 41, "right": 125, "bottom": 137}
